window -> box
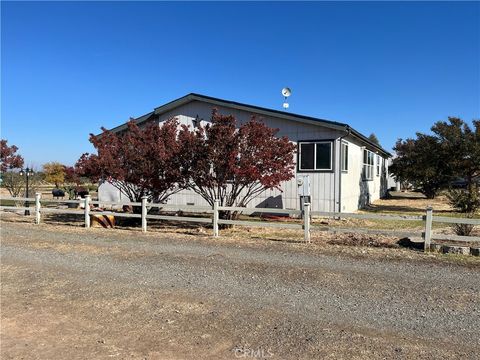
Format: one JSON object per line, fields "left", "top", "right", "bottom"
{"left": 341, "top": 142, "right": 348, "bottom": 172}
{"left": 363, "top": 149, "right": 374, "bottom": 180}
{"left": 376, "top": 155, "right": 380, "bottom": 176}
{"left": 299, "top": 142, "right": 332, "bottom": 171}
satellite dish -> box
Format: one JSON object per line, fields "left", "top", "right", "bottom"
{"left": 282, "top": 87, "right": 291, "bottom": 97}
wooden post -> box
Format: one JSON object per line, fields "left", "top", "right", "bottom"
{"left": 424, "top": 206, "right": 433, "bottom": 252}
{"left": 213, "top": 199, "right": 219, "bottom": 237}
{"left": 84, "top": 195, "right": 91, "bottom": 228}
{"left": 35, "top": 192, "right": 41, "bottom": 224}
{"left": 141, "top": 196, "right": 147, "bottom": 232}
{"left": 304, "top": 203, "right": 311, "bottom": 243}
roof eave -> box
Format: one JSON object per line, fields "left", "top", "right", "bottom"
{"left": 348, "top": 127, "right": 392, "bottom": 157}
{"left": 95, "top": 111, "right": 155, "bottom": 137}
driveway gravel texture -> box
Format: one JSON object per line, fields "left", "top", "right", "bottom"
{"left": 1, "top": 220, "right": 479, "bottom": 359}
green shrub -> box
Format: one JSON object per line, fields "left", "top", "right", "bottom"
{"left": 446, "top": 186, "right": 480, "bottom": 213}
{"left": 446, "top": 186, "right": 479, "bottom": 236}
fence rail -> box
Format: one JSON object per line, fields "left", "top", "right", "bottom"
{"left": 218, "top": 219, "right": 303, "bottom": 229}
{"left": 432, "top": 216, "right": 480, "bottom": 225}
{"left": 41, "top": 199, "right": 85, "bottom": 204}
{"left": 311, "top": 211, "right": 424, "bottom": 221}
{"left": 89, "top": 200, "right": 142, "bottom": 206}
{"left": 218, "top": 206, "right": 301, "bottom": 215}
{"left": 1, "top": 197, "right": 32, "bottom": 202}
{"left": 311, "top": 225, "right": 423, "bottom": 239}
{"left": 1, "top": 194, "right": 479, "bottom": 249}
{"left": 146, "top": 214, "right": 212, "bottom": 223}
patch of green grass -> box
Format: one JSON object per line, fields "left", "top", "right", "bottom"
{"left": 0, "top": 199, "right": 16, "bottom": 206}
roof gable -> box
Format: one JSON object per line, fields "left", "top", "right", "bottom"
{"left": 107, "top": 93, "right": 391, "bottom": 156}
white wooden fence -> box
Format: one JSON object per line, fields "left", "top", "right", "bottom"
{"left": 1, "top": 194, "right": 479, "bottom": 250}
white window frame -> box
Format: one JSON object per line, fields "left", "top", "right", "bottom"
{"left": 363, "top": 149, "right": 374, "bottom": 180}
{"left": 341, "top": 141, "right": 349, "bottom": 172}
{"left": 298, "top": 141, "right": 333, "bottom": 171}
{"left": 376, "top": 155, "right": 380, "bottom": 176}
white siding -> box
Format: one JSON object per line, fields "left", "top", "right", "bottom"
{"left": 340, "top": 136, "right": 388, "bottom": 212}
{"left": 97, "top": 180, "right": 130, "bottom": 209}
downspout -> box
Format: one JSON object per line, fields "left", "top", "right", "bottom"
{"left": 337, "top": 126, "right": 351, "bottom": 213}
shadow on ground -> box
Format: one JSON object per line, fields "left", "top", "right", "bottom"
{"left": 397, "top": 237, "right": 424, "bottom": 250}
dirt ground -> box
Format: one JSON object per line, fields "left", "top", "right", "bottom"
{"left": 1, "top": 219, "right": 479, "bottom": 360}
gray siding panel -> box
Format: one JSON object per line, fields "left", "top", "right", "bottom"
{"left": 156, "top": 101, "right": 341, "bottom": 212}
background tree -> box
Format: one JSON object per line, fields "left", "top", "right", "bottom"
{"left": 76, "top": 119, "right": 187, "bottom": 205}
{"left": 1, "top": 168, "right": 42, "bottom": 198}
{"left": 64, "top": 166, "right": 80, "bottom": 185}
{"left": 2, "top": 172, "right": 25, "bottom": 198}
{"left": 63, "top": 166, "right": 84, "bottom": 199}
{"left": 431, "top": 117, "right": 480, "bottom": 191}
{"left": 390, "top": 117, "right": 479, "bottom": 202}
{"left": 1, "top": 139, "right": 24, "bottom": 173}
{"left": 431, "top": 117, "right": 480, "bottom": 235}
{"left": 43, "top": 162, "right": 66, "bottom": 188}
{"left": 1, "top": 139, "right": 26, "bottom": 197}
{"left": 179, "top": 110, "right": 296, "bottom": 219}
{"left": 389, "top": 134, "right": 452, "bottom": 199}
{"left": 368, "top": 133, "right": 380, "bottom": 146}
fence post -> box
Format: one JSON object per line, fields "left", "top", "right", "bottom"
{"left": 84, "top": 195, "right": 91, "bottom": 228}
{"left": 213, "top": 199, "right": 219, "bottom": 237}
{"left": 141, "top": 196, "right": 148, "bottom": 232}
{"left": 35, "top": 192, "right": 41, "bottom": 224}
{"left": 304, "top": 203, "right": 311, "bottom": 243}
{"left": 424, "top": 206, "right": 433, "bottom": 252}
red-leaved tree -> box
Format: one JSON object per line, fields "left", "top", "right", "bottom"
{"left": 64, "top": 166, "right": 81, "bottom": 185}
{"left": 179, "top": 110, "right": 296, "bottom": 218}
{"left": 76, "top": 119, "right": 188, "bottom": 204}
{"left": 1, "top": 139, "right": 24, "bottom": 172}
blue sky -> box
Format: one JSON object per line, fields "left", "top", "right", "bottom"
{"left": 2, "top": 1, "right": 479, "bottom": 167}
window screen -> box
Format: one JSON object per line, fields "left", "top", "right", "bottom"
{"left": 316, "top": 143, "right": 331, "bottom": 170}
{"left": 299, "top": 142, "right": 332, "bottom": 171}
{"left": 363, "top": 149, "right": 374, "bottom": 180}
{"left": 300, "top": 143, "right": 315, "bottom": 170}
{"left": 341, "top": 142, "right": 348, "bottom": 171}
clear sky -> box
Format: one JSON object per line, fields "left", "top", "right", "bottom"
{"left": 1, "top": 1, "right": 479, "bottom": 167}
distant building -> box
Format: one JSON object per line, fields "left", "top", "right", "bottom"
{"left": 387, "top": 157, "right": 401, "bottom": 191}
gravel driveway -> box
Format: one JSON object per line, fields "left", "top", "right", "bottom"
{"left": 1, "top": 221, "right": 479, "bottom": 359}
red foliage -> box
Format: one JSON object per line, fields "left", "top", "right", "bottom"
{"left": 64, "top": 166, "right": 80, "bottom": 185}
{"left": 76, "top": 119, "right": 187, "bottom": 203}
{"left": 76, "top": 111, "right": 296, "bottom": 212}
{"left": 179, "top": 110, "right": 296, "bottom": 211}
{"left": 0, "top": 139, "right": 24, "bottom": 173}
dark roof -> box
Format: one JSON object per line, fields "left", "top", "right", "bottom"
{"left": 106, "top": 93, "right": 391, "bottom": 157}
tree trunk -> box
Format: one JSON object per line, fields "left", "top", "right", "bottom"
{"left": 218, "top": 210, "right": 240, "bottom": 229}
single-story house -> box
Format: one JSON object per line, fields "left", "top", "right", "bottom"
{"left": 98, "top": 93, "right": 391, "bottom": 213}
